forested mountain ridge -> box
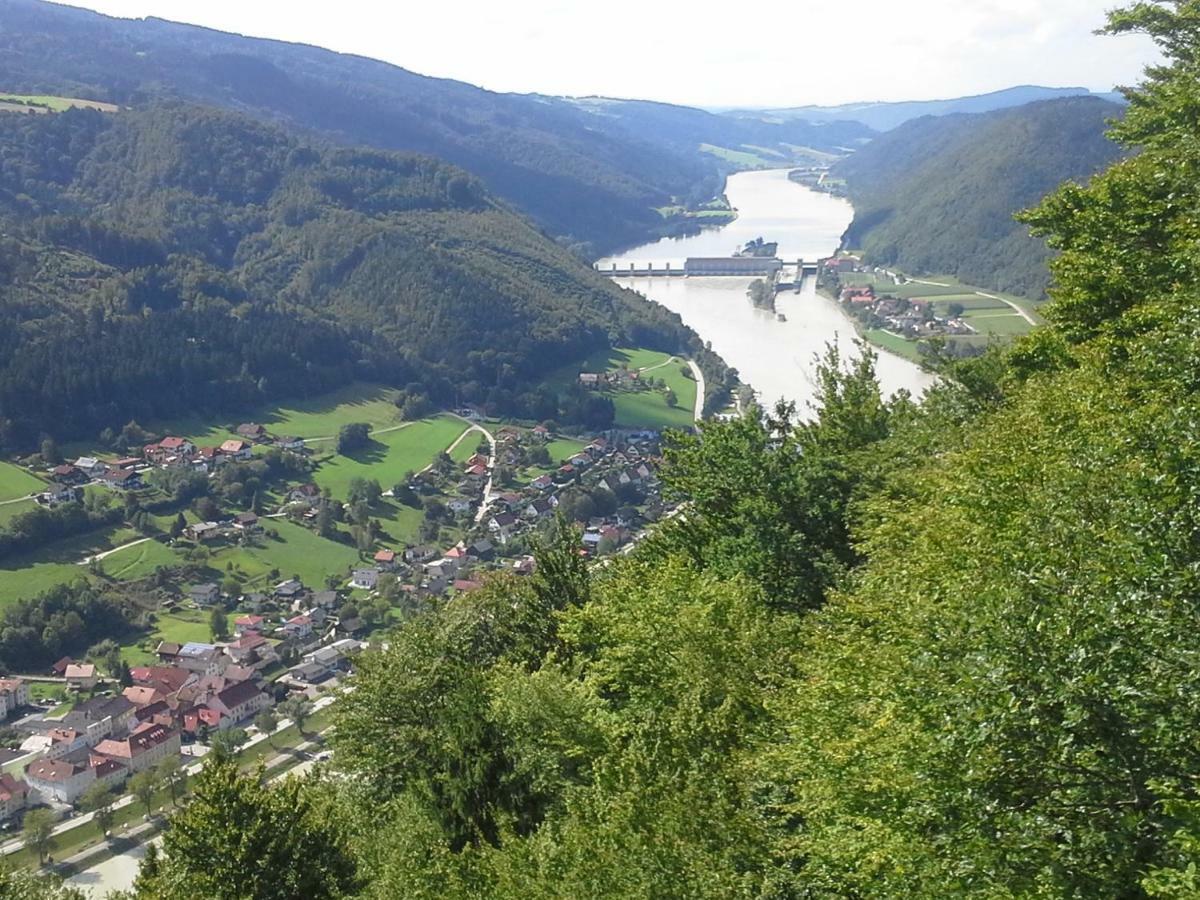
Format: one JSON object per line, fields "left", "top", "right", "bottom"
{"left": 559, "top": 96, "right": 873, "bottom": 164}
{"left": 64, "top": 5, "right": 1200, "bottom": 899}
{"left": 0, "top": 103, "right": 715, "bottom": 449}
{"left": 752, "top": 84, "right": 1112, "bottom": 131}
{"left": 834, "top": 96, "right": 1125, "bottom": 297}
{"left": 0, "top": 0, "right": 863, "bottom": 255}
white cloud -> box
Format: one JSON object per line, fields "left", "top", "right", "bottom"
{"left": 55, "top": 0, "right": 1160, "bottom": 107}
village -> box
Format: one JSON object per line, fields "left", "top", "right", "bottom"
{"left": 821, "top": 256, "right": 976, "bottom": 340}
{"left": 0, "top": 388, "right": 677, "bottom": 858}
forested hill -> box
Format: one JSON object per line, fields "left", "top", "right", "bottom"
{"left": 0, "top": 103, "right": 710, "bottom": 449}
{"left": 834, "top": 96, "right": 1124, "bottom": 297}
{"left": 0, "top": 0, "right": 859, "bottom": 256}
{"left": 758, "top": 85, "right": 1108, "bottom": 131}
{"left": 559, "top": 96, "right": 872, "bottom": 165}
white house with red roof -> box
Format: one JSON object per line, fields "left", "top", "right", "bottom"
{"left": 25, "top": 757, "right": 95, "bottom": 805}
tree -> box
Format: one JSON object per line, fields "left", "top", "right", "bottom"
{"left": 255, "top": 708, "right": 279, "bottom": 747}
{"left": 209, "top": 607, "right": 229, "bottom": 642}
{"left": 157, "top": 757, "right": 187, "bottom": 807}
{"left": 130, "top": 770, "right": 159, "bottom": 819}
{"left": 0, "top": 866, "right": 87, "bottom": 899}
{"left": 347, "top": 477, "right": 382, "bottom": 507}
{"left": 947, "top": 301, "right": 965, "bottom": 318}
{"left": 336, "top": 422, "right": 371, "bottom": 455}
{"left": 209, "top": 728, "right": 248, "bottom": 759}
{"left": 40, "top": 437, "right": 61, "bottom": 465}
{"left": 279, "top": 696, "right": 312, "bottom": 735}
{"left": 23, "top": 807, "right": 55, "bottom": 866}
{"left": 132, "top": 755, "right": 357, "bottom": 899}
{"left": 316, "top": 503, "right": 336, "bottom": 539}
{"left": 169, "top": 512, "right": 186, "bottom": 539}
{"left": 81, "top": 783, "right": 116, "bottom": 837}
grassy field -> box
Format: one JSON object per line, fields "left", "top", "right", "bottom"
{"left": 98, "top": 538, "right": 179, "bottom": 581}
{"left": 0, "top": 523, "right": 141, "bottom": 606}
{"left": 449, "top": 430, "right": 487, "bottom": 464}
{"left": 699, "top": 143, "right": 776, "bottom": 169}
{"left": 202, "top": 519, "right": 362, "bottom": 592}
{"left": 0, "top": 462, "right": 44, "bottom": 502}
{"left": 963, "top": 312, "right": 1032, "bottom": 336}
{"left": 63, "top": 383, "right": 405, "bottom": 459}
{"left": 864, "top": 329, "right": 925, "bottom": 364}
{"left": 0, "top": 92, "right": 118, "bottom": 113}
{"left": 0, "top": 498, "right": 36, "bottom": 527}
{"left": 312, "top": 415, "right": 466, "bottom": 499}
{"left": 172, "top": 383, "right": 403, "bottom": 448}
{"left": 554, "top": 347, "right": 698, "bottom": 430}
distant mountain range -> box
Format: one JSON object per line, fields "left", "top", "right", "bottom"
{"left": 0, "top": 0, "right": 864, "bottom": 256}
{"left": 833, "top": 96, "right": 1125, "bottom": 297}
{"left": 727, "top": 85, "right": 1124, "bottom": 133}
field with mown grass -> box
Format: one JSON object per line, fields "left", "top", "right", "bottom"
{"left": 0, "top": 462, "right": 44, "bottom": 502}
{"left": 0, "top": 523, "right": 141, "bottom": 607}
{"left": 311, "top": 414, "right": 467, "bottom": 499}
{"left": 551, "top": 347, "right": 697, "bottom": 431}
{"left": 63, "top": 383, "right": 404, "bottom": 459}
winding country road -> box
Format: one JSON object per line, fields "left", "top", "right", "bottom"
{"left": 77, "top": 537, "right": 151, "bottom": 566}
{"left": 686, "top": 360, "right": 705, "bottom": 423}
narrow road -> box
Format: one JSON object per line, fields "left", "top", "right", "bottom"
{"left": 445, "top": 417, "right": 498, "bottom": 525}
{"left": 302, "top": 420, "right": 416, "bottom": 445}
{"left": 77, "top": 537, "right": 151, "bottom": 566}
{"left": 686, "top": 360, "right": 705, "bottom": 423}
{"left": 0, "top": 495, "right": 34, "bottom": 506}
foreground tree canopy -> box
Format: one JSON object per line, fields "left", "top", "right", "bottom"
{"left": 115, "top": 4, "right": 1200, "bottom": 897}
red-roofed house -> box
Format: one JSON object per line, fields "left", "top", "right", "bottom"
{"left": 93, "top": 722, "right": 180, "bottom": 774}
{"left": 25, "top": 757, "right": 94, "bottom": 804}
{"left": 0, "top": 773, "right": 28, "bottom": 821}
{"left": 281, "top": 615, "right": 312, "bottom": 640}
{"left": 373, "top": 548, "right": 396, "bottom": 569}
{"left": 220, "top": 439, "right": 253, "bottom": 460}
{"left": 234, "top": 614, "right": 265, "bottom": 635}
{"left": 210, "top": 680, "right": 270, "bottom": 723}
{"left": 182, "top": 705, "right": 228, "bottom": 736}
{"left": 158, "top": 436, "right": 194, "bottom": 454}
{"left": 122, "top": 685, "right": 166, "bottom": 708}
{"left": 65, "top": 663, "right": 97, "bottom": 691}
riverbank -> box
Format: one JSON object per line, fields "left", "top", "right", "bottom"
{"left": 599, "top": 169, "right": 937, "bottom": 411}
{"left": 823, "top": 264, "right": 1044, "bottom": 363}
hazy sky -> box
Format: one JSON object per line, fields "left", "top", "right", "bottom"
{"left": 56, "top": 0, "right": 1160, "bottom": 108}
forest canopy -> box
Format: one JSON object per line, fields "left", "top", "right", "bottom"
{"left": 0, "top": 104, "right": 719, "bottom": 448}
{"left": 834, "top": 96, "right": 1125, "bottom": 297}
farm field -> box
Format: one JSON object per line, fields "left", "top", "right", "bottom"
{"left": 312, "top": 415, "right": 467, "bottom": 499}
{"left": 0, "top": 461, "right": 44, "bottom": 502}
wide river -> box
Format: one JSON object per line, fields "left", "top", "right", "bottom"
{"left": 597, "top": 169, "right": 936, "bottom": 412}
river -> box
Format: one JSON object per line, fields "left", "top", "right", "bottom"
{"left": 597, "top": 169, "right": 936, "bottom": 412}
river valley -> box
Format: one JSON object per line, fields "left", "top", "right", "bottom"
{"left": 597, "top": 169, "right": 937, "bottom": 412}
